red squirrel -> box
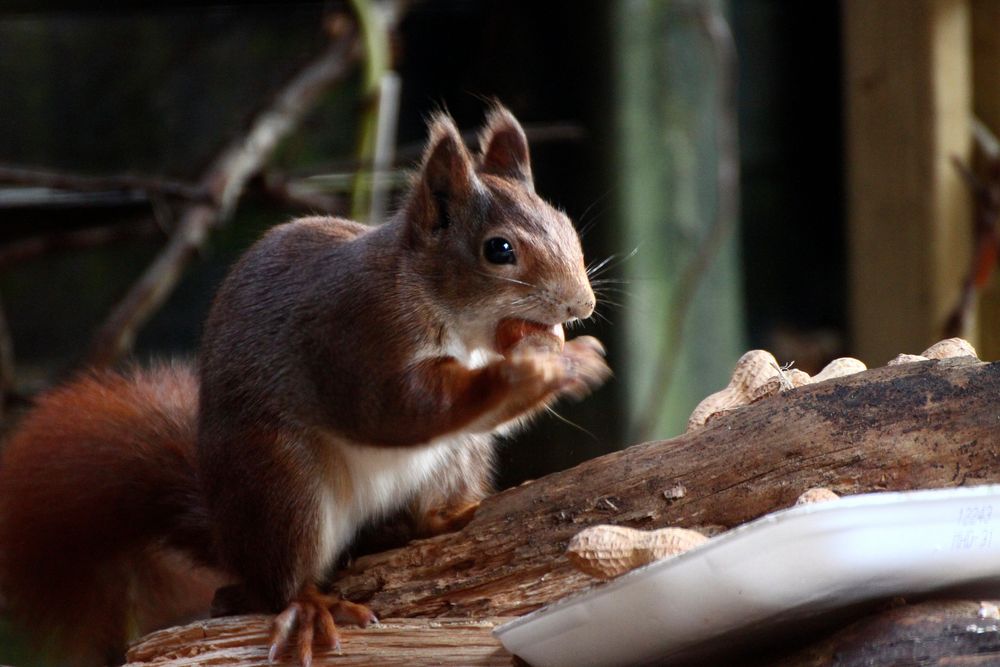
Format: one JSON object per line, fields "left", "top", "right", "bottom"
{"left": 0, "top": 107, "right": 609, "bottom": 666}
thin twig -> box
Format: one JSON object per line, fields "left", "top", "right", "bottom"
{"left": 252, "top": 172, "right": 350, "bottom": 216}
{"left": 87, "top": 17, "right": 360, "bottom": 367}
{"left": 0, "top": 220, "right": 163, "bottom": 269}
{"left": 0, "top": 166, "right": 349, "bottom": 219}
{"left": 630, "top": 3, "right": 741, "bottom": 443}
{"left": 0, "top": 165, "right": 208, "bottom": 203}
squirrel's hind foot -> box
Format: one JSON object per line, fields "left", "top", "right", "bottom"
{"left": 268, "top": 584, "right": 377, "bottom": 666}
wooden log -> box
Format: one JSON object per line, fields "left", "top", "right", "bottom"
{"left": 124, "top": 616, "right": 515, "bottom": 666}
{"left": 127, "top": 358, "right": 1000, "bottom": 664}
{"left": 772, "top": 599, "right": 1000, "bottom": 666}
{"left": 333, "top": 357, "right": 1000, "bottom": 618}
{"left": 124, "top": 601, "right": 1000, "bottom": 666}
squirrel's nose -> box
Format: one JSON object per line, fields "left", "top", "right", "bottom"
{"left": 565, "top": 288, "right": 596, "bottom": 321}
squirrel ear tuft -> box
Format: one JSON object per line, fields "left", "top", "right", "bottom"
{"left": 409, "top": 113, "right": 477, "bottom": 235}
{"left": 421, "top": 114, "right": 476, "bottom": 200}
{"left": 478, "top": 106, "right": 533, "bottom": 185}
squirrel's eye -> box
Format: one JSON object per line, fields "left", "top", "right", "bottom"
{"left": 483, "top": 237, "right": 516, "bottom": 265}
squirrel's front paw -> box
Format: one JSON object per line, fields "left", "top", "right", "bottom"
{"left": 501, "top": 336, "right": 610, "bottom": 403}
{"left": 501, "top": 350, "right": 567, "bottom": 398}
{"left": 558, "top": 336, "right": 611, "bottom": 400}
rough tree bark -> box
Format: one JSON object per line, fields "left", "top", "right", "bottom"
{"left": 771, "top": 599, "right": 1000, "bottom": 666}
{"left": 125, "top": 617, "right": 515, "bottom": 667}
{"left": 335, "top": 357, "right": 1000, "bottom": 618}
{"left": 127, "top": 357, "right": 1000, "bottom": 664}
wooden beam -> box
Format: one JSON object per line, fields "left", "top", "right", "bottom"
{"left": 844, "top": 0, "right": 972, "bottom": 365}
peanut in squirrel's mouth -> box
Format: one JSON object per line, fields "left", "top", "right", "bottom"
{"left": 495, "top": 318, "right": 565, "bottom": 354}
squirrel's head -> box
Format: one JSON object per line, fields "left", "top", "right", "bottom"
{"left": 404, "top": 107, "right": 595, "bottom": 352}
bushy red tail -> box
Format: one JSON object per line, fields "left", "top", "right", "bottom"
{"left": 0, "top": 363, "right": 222, "bottom": 665}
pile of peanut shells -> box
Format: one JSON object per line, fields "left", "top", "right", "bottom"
{"left": 686, "top": 337, "right": 976, "bottom": 432}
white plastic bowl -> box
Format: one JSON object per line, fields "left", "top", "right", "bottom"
{"left": 494, "top": 485, "right": 1000, "bottom": 667}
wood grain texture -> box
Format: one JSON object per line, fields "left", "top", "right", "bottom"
{"left": 125, "top": 616, "right": 514, "bottom": 666}
{"left": 335, "top": 358, "right": 1000, "bottom": 618}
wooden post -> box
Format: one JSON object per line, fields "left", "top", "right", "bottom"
{"left": 844, "top": 0, "right": 972, "bottom": 365}
{"left": 971, "top": 0, "right": 1000, "bottom": 359}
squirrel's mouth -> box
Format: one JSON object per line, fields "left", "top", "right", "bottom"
{"left": 495, "top": 318, "right": 565, "bottom": 354}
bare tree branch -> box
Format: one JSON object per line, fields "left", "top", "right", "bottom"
{"left": 251, "top": 171, "right": 350, "bottom": 216}
{"left": 0, "top": 165, "right": 208, "bottom": 203}
{"left": 87, "top": 18, "right": 360, "bottom": 367}
{"left": 0, "top": 220, "right": 163, "bottom": 269}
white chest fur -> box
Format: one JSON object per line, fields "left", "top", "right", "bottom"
{"left": 313, "top": 338, "right": 497, "bottom": 576}
{"left": 314, "top": 436, "right": 461, "bottom": 575}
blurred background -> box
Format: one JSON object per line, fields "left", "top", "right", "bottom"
{"left": 0, "top": 0, "right": 992, "bottom": 557}
{"left": 2, "top": 0, "right": 995, "bottom": 662}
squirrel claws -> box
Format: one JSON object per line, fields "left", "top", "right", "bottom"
{"left": 558, "top": 336, "right": 611, "bottom": 400}
{"left": 420, "top": 499, "right": 481, "bottom": 536}
{"left": 295, "top": 604, "right": 316, "bottom": 667}
{"left": 330, "top": 598, "right": 378, "bottom": 627}
{"left": 568, "top": 335, "right": 606, "bottom": 356}
{"left": 267, "top": 587, "right": 374, "bottom": 665}
{"left": 268, "top": 603, "right": 300, "bottom": 663}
